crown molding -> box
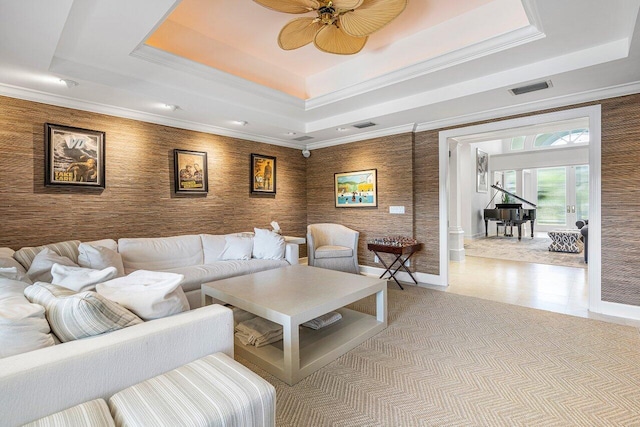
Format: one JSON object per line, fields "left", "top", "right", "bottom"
{"left": 415, "top": 80, "right": 640, "bottom": 133}
{"left": 305, "top": 124, "right": 415, "bottom": 150}
{"left": 0, "top": 82, "right": 302, "bottom": 149}
{"left": 305, "top": 24, "right": 545, "bottom": 111}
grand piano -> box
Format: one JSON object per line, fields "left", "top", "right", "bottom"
{"left": 484, "top": 184, "right": 536, "bottom": 241}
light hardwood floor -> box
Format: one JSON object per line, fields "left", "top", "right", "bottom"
{"left": 432, "top": 256, "right": 640, "bottom": 327}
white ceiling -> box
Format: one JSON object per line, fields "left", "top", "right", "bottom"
{"left": 1, "top": 0, "right": 639, "bottom": 152}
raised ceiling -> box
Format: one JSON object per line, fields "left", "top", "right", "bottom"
{"left": 0, "top": 0, "right": 639, "bottom": 151}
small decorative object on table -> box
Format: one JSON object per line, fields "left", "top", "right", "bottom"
{"left": 367, "top": 236, "right": 422, "bottom": 290}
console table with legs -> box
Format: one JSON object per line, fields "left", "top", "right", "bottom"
{"left": 367, "top": 242, "right": 423, "bottom": 290}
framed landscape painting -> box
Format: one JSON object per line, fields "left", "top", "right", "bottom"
{"left": 476, "top": 148, "right": 489, "bottom": 193}
{"left": 174, "top": 149, "right": 208, "bottom": 193}
{"left": 45, "top": 123, "right": 105, "bottom": 188}
{"left": 251, "top": 154, "right": 276, "bottom": 194}
{"left": 334, "top": 169, "right": 377, "bottom": 208}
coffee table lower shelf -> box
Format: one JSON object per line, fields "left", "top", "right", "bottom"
{"left": 235, "top": 307, "right": 384, "bottom": 384}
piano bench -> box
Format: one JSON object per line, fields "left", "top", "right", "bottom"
{"left": 548, "top": 230, "right": 584, "bottom": 253}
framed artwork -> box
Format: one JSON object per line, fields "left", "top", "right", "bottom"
{"left": 476, "top": 148, "right": 489, "bottom": 193}
{"left": 174, "top": 149, "right": 208, "bottom": 193}
{"left": 334, "top": 169, "right": 377, "bottom": 208}
{"left": 45, "top": 123, "right": 105, "bottom": 188}
{"left": 251, "top": 154, "right": 276, "bottom": 194}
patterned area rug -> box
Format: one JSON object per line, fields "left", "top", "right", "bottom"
{"left": 237, "top": 286, "right": 640, "bottom": 426}
{"left": 464, "top": 235, "right": 587, "bottom": 269}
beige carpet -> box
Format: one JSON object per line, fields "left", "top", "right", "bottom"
{"left": 237, "top": 285, "right": 640, "bottom": 426}
{"left": 464, "top": 235, "right": 587, "bottom": 269}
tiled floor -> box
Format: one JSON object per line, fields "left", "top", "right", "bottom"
{"left": 434, "top": 256, "right": 640, "bottom": 328}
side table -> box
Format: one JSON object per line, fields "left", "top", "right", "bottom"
{"left": 367, "top": 242, "right": 423, "bottom": 290}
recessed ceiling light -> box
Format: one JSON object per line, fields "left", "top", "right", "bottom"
{"left": 233, "top": 120, "right": 249, "bottom": 126}
{"left": 164, "top": 104, "right": 180, "bottom": 111}
{"left": 59, "top": 79, "right": 79, "bottom": 88}
{"left": 336, "top": 127, "right": 348, "bottom": 132}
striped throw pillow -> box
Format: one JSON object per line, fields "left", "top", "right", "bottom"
{"left": 23, "top": 399, "right": 115, "bottom": 427}
{"left": 13, "top": 240, "right": 81, "bottom": 270}
{"left": 24, "top": 282, "right": 142, "bottom": 343}
{"left": 109, "top": 353, "right": 276, "bottom": 427}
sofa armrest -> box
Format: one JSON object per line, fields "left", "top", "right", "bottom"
{"left": 285, "top": 242, "right": 299, "bottom": 265}
{"left": 0, "top": 304, "right": 233, "bottom": 427}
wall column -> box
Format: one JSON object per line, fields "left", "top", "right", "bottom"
{"left": 448, "top": 140, "right": 465, "bottom": 261}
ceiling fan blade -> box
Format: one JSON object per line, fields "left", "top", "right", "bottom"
{"left": 339, "top": 0, "right": 407, "bottom": 37}
{"left": 314, "top": 25, "right": 367, "bottom": 55}
{"left": 279, "top": 18, "right": 324, "bottom": 50}
{"left": 253, "top": 0, "right": 320, "bottom": 14}
{"left": 331, "top": 0, "right": 364, "bottom": 10}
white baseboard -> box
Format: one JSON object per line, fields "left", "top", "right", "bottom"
{"left": 594, "top": 301, "right": 640, "bottom": 321}
{"left": 359, "top": 265, "right": 446, "bottom": 288}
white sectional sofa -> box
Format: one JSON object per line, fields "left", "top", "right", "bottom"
{"left": 0, "top": 232, "right": 301, "bottom": 426}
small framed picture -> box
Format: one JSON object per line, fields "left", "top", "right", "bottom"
{"left": 45, "top": 123, "right": 105, "bottom": 188}
{"left": 174, "top": 149, "right": 208, "bottom": 194}
{"left": 251, "top": 154, "right": 276, "bottom": 194}
{"left": 476, "top": 148, "right": 489, "bottom": 193}
{"left": 335, "top": 169, "right": 378, "bottom": 208}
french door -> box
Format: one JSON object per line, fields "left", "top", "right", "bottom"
{"left": 535, "top": 165, "right": 589, "bottom": 231}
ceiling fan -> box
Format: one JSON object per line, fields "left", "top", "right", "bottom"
{"left": 252, "top": 0, "right": 408, "bottom": 55}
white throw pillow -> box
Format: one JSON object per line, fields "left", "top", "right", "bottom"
{"left": 96, "top": 270, "right": 189, "bottom": 320}
{"left": 26, "top": 247, "right": 78, "bottom": 283}
{"left": 0, "top": 278, "right": 55, "bottom": 358}
{"left": 218, "top": 236, "right": 253, "bottom": 261}
{"left": 0, "top": 267, "right": 32, "bottom": 284}
{"left": 50, "top": 264, "right": 118, "bottom": 292}
{"left": 252, "top": 228, "right": 286, "bottom": 260}
{"left": 77, "top": 243, "right": 125, "bottom": 277}
{"left": 24, "top": 282, "right": 142, "bottom": 343}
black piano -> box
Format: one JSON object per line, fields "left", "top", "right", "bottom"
{"left": 484, "top": 184, "right": 536, "bottom": 241}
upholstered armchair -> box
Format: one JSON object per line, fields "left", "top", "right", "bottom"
{"left": 306, "top": 223, "right": 360, "bottom": 274}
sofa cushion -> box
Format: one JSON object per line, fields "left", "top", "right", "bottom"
{"left": 51, "top": 264, "right": 119, "bottom": 292}
{"left": 200, "top": 234, "right": 227, "bottom": 263}
{"left": 109, "top": 353, "right": 275, "bottom": 427}
{"left": 0, "top": 278, "right": 55, "bottom": 358}
{"left": 83, "top": 239, "right": 118, "bottom": 251}
{"left": 118, "top": 235, "right": 203, "bottom": 273}
{"left": 27, "top": 247, "right": 79, "bottom": 283}
{"left": 13, "top": 240, "right": 81, "bottom": 270}
{"left": 314, "top": 245, "right": 353, "bottom": 259}
{"left": 253, "top": 228, "right": 285, "bottom": 260}
{"left": 0, "top": 266, "right": 32, "bottom": 284}
{"left": 24, "top": 282, "right": 142, "bottom": 343}
{"left": 219, "top": 236, "right": 253, "bottom": 260}
{"left": 78, "top": 243, "right": 125, "bottom": 277}
{"left": 23, "top": 399, "right": 115, "bottom": 427}
{"left": 164, "top": 259, "right": 289, "bottom": 293}
{"left": 96, "top": 271, "right": 189, "bottom": 320}
{"left": 0, "top": 247, "right": 14, "bottom": 257}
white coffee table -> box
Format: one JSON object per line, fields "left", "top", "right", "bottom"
{"left": 201, "top": 265, "right": 387, "bottom": 385}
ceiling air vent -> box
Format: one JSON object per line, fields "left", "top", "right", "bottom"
{"left": 353, "top": 121, "right": 376, "bottom": 129}
{"left": 293, "top": 135, "right": 314, "bottom": 142}
{"left": 509, "top": 80, "right": 552, "bottom": 96}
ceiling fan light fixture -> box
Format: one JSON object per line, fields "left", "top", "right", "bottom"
{"left": 254, "top": 0, "right": 407, "bottom": 55}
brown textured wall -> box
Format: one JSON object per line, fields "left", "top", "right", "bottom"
{"left": 0, "top": 96, "right": 307, "bottom": 249}
{"left": 306, "top": 134, "right": 414, "bottom": 268}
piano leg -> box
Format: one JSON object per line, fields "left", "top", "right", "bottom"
{"left": 517, "top": 223, "right": 522, "bottom": 241}
{"left": 530, "top": 220, "right": 535, "bottom": 239}
{"left": 485, "top": 220, "right": 488, "bottom": 237}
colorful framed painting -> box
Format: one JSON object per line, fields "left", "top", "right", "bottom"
{"left": 334, "top": 169, "right": 378, "bottom": 208}
{"left": 251, "top": 154, "right": 276, "bottom": 194}
{"left": 476, "top": 148, "right": 489, "bottom": 193}
{"left": 45, "top": 123, "right": 105, "bottom": 188}
{"left": 174, "top": 149, "right": 208, "bottom": 193}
